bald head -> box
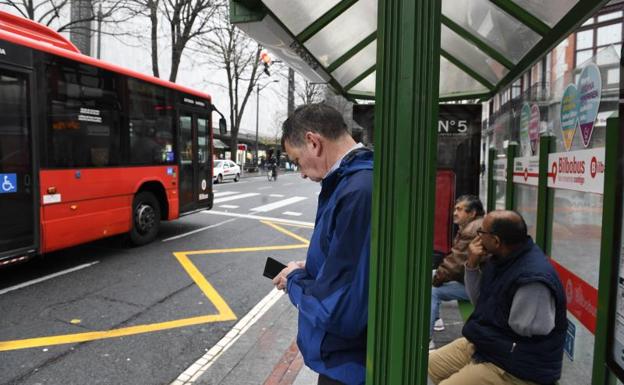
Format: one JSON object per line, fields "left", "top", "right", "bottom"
{"left": 486, "top": 210, "right": 527, "bottom": 246}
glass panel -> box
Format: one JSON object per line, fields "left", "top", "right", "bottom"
{"left": 441, "top": 25, "right": 508, "bottom": 85}
{"left": 331, "top": 40, "right": 376, "bottom": 87}
{"left": 439, "top": 56, "right": 489, "bottom": 97}
{"left": 442, "top": 0, "right": 541, "bottom": 64}
{"left": 597, "top": 11, "right": 623, "bottom": 23}
{"left": 349, "top": 71, "right": 375, "bottom": 94}
{"left": 551, "top": 190, "right": 602, "bottom": 385}
{"left": 494, "top": 180, "right": 506, "bottom": 209}
{"left": 179, "top": 115, "right": 194, "bottom": 209}
{"left": 576, "top": 30, "right": 593, "bottom": 50}
{"left": 514, "top": 185, "right": 537, "bottom": 239}
{"left": 581, "top": 17, "right": 594, "bottom": 27}
{"left": 0, "top": 70, "right": 34, "bottom": 253}
{"left": 597, "top": 23, "right": 622, "bottom": 46}
{"left": 262, "top": 0, "right": 341, "bottom": 35}
{"left": 304, "top": 0, "right": 376, "bottom": 67}
{"left": 510, "top": 0, "right": 577, "bottom": 27}
{"left": 575, "top": 49, "right": 593, "bottom": 66}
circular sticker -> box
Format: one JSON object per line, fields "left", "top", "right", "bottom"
{"left": 201, "top": 179, "right": 207, "bottom": 191}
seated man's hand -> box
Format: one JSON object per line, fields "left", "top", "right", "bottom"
{"left": 432, "top": 267, "right": 449, "bottom": 287}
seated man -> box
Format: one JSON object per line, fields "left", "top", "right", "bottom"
{"left": 430, "top": 195, "right": 484, "bottom": 350}
{"left": 428, "top": 210, "right": 567, "bottom": 385}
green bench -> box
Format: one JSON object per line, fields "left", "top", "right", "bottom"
{"left": 457, "top": 300, "right": 474, "bottom": 321}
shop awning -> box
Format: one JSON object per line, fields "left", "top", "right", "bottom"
{"left": 213, "top": 138, "right": 229, "bottom": 149}
{"left": 231, "top": 0, "right": 612, "bottom": 101}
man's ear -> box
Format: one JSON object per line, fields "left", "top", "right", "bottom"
{"left": 305, "top": 132, "right": 323, "bottom": 156}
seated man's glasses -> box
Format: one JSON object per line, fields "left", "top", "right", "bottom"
{"left": 476, "top": 228, "right": 496, "bottom": 236}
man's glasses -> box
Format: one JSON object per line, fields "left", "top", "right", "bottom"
{"left": 476, "top": 228, "right": 496, "bottom": 236}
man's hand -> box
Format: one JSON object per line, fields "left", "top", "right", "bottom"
{"left": 432, "top": 267, "right": 449, "bottom": 287}
{"left": 272, "top": 261, "right": 305, "bottom": 291}
{"left": 466, "top": 237, "right": 487, "bottom": 269}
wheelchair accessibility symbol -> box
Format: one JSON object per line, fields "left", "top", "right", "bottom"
{"left": 1, "top": 174, "right": 17, "bottom": 193}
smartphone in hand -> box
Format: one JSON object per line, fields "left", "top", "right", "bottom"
{"left": 263, "top": 257, "right": 287, "bottom": 279}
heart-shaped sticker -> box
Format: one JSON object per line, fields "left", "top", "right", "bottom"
{"left": 577, "top": 63, "right": 602, "bottom": 147}
{"left": 519, "top": 103, "right": 531, "bottom": 156}
{"left": 560, "top": 83, "right": 579, "bottom": 151}
{"left": 529, "top": 104, "right": 540, "bottom": 155}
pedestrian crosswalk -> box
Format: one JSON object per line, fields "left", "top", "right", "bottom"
{"left": 250, "top": 196, "right": 307, "bottom": 213}
{"left": 213, "top": 192, "right": 260, "bottom": 204}
{"left": 211, "top": 191, "right": 310, "bottom": 215}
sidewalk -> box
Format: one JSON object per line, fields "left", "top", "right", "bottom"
{"left": 171, "top": 289, "right": 464, "bottom": 385}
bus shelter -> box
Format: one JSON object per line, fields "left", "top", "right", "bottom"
{"left": 229, "top": 1, "right": 623, "bottom": 384}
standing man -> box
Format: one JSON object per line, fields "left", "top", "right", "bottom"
{"left": 429, "top": 195, "right": 484, "bottom": 350}
{"left": 273, "top": 103, "right": 373, "bottom": 385}
{"left": 429, "top": 210, "right": 567, "bottom": 385}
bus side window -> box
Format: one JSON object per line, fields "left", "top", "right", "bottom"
{"left": 45, "top": 57, "right": 121, "bottom": 168}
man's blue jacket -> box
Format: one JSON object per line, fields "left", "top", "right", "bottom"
{"left": 286, "top": 148, "right": 373, "bottom": 385}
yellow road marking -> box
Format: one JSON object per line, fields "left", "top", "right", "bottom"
{"left": 261, "top": 221, "right": 310, "bottom": 245}
{"left": 0, "top": 314, "right": 233, "bottom": 352}
{"left": 0, "top": 220, "right": 310, "bottom": 352}
{"left": 182, "top": 244, "right": 308, "bottom": 256}
{"left": 174, "top": 252, "right": 236, "bottom": 320}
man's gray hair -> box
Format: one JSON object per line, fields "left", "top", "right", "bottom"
{"left": 281, "top": 103, "right": 349, "bottom": 148}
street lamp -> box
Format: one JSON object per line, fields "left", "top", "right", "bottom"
{"left": 255, "top": 79, "right": 279, "bottom": 167}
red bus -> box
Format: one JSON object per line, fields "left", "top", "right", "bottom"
{"left": 0, "top": 11, "right": 221, "bottom": 265}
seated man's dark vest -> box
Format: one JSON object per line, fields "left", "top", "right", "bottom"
{"left": 462, "top": 238, "right": 567, "bottom": 385}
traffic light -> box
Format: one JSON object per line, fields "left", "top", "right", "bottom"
{"left": 260, "top": 50, "right": 271, "bottom": 76}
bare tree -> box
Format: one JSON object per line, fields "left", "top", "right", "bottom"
{"left": 199, "top": 5, "right": 268, "bottom": 159}
{"left": 0, "top": 0, "right": 128, "bottom": 34}
{"left": 123, "top": 0, "right": 161, "bottom": 77}
{"left": 124, "top": 0, "right": 221, "bottom": 81}
{"left": 297, "top": 78, "right": 326, "bottom": 106}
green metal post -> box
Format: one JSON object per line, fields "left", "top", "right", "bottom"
{"left": 592, "top": 117, "right": 620, "bottom": 385}
{"left": 505, "top": 143, "right": 518, "bottom": 210}
{"left": 535, "top": 135, "right": 554, "bottom": 250}
{"left": 487, "top": 148, "right": 496, "bottom": 213}
{"left": 367, "top": 0, "right": 440, "bottom": 384}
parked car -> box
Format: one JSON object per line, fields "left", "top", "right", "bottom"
{"left": 213, "top": 160, "right": 241, "bottom": 183}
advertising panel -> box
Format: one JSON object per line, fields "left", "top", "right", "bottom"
{"left": 547, "top": 148, "right": 605, "bottom": 194}
{"left": 512, "top": 155, "right": 539, "bottom": 186}
{"left": 493, "top": 158, "right": 507, "bottom": 182}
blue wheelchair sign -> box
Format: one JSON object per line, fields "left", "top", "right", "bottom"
{"left": 1, "top": 174, "right": 17, "bottom": 193}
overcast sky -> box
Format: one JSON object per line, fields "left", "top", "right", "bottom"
{"left": 0, "top": 4, "right": 288, "bottom": 138}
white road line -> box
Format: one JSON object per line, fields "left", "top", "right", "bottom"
{"left": 202, "top": 210, "right": 314, "bottom": 227}
{"left": 283, "top": 183, "right": 294, "bottom": 186}
{"left": 249, "top": 197, "right": 307, "bottom": 213}
{"left": 257, "top": 186, "right": 272, "bottom": 190}
{"left": 213, "top": 191, "right": 239, "bottom": 198}
{"left": 170, "top": 288, "right": 285, "bottom": 385}
{"left": 0, "top": 262, "right": 100, "bottom": 296}
{"left": 269, "top": 194, "right": 285, "bottom": 198}
{"left": 213, "top": 193, "right": 260, "bottom": 204}
{"left": 283, "top": 211, "right": 302, "bottom": 217}
{"left": 161, "top": 218, "right": 237, "bottom": 242}
{"left": 219, "top": 205, "right": 239, "bottom": 209}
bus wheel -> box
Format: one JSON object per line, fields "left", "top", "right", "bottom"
{"left": 234, "top": 173, "right": 240, "bottom": 182}
{"left": 130, "top": 191, "right": 161, "bottom": 246}
{"left": 217, "top": 174, "right": 223, "bottom": 184}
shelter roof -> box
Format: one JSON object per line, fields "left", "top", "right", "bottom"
{"left": 231, "top": 0, "right": 614, "bottom": 101}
